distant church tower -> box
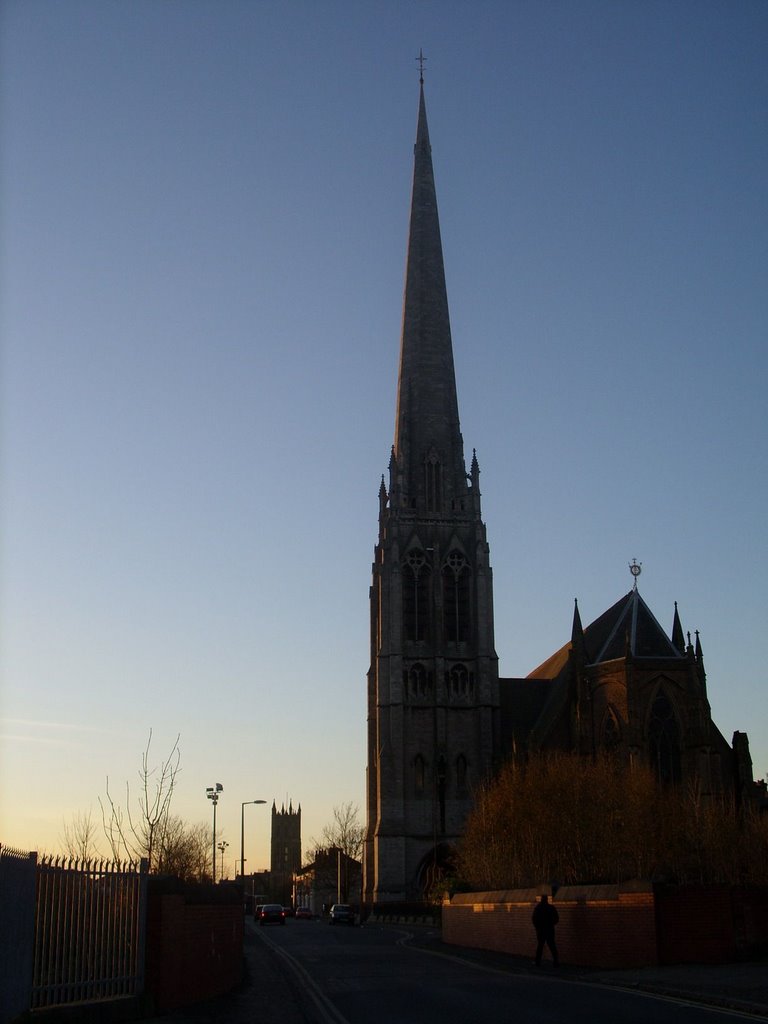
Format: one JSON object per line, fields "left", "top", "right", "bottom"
{"left": 363, "top": 79, "right": 500, "bottom": 905}
{"left": 270, "top": 799, "right": 301, "bottom": 877}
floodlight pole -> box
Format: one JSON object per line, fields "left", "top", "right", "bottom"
{"left": 206, "top": 783, "right": 223, "bottom": 882}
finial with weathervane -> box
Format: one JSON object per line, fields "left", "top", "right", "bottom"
{"left": 629, "top": 558, "right": 642, "bottom": 589}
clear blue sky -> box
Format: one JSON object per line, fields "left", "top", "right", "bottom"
{"left": 1, "top": 1, "right": 766, "bottom": 873}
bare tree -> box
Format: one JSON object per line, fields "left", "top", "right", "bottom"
{"left": 100, "top": 730, "right": 181, "bottom": 870}
{"left": 61, "top": 808, "right": 101, "bottom": 861}
{"left": 310, "top": 802, "right": 364, "bottom": 863}
{"left": 156, "top": 816, "right": 212, "bottom": 881}
{"left": 305, "top": 804, "right": 364, "bottom": 905}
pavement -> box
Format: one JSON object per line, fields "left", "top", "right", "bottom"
{"left": 142, "top": 921, "right": 768, "bottom": 1023}
{"left": 407, "top": 930, "right": 768, "bottom": 1020}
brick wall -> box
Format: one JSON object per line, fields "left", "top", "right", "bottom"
{"left": 443, "top": 884, "right": 768, "bottom": 968}
{"left": 145, "top": 888, "right": 244, "bottom": 1011}
{"left": 443, "top": 884, "right": 659, "bottom": 968}
{"left": 656, "top": 885, "right": 768, "bottom": 964}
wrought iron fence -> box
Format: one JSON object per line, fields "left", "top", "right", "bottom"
{"left": 30, "top": 854, "right": 148, "bottom": 1010}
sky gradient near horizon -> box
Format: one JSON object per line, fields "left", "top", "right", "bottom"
{"left": 1, "top": 0, "right": 766, "bottom": 874}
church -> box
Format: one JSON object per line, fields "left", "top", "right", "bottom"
{"left": 362, "top": 78, "right": 757, "bottom": 907}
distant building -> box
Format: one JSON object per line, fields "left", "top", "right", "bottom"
{"left": 363, "top": 79, "right": 758, "bottom": 906}
{"left": 270, "top": 799, "right": 301, "bottom": 906}
{"left": 270, "top": 799, "right": 301, "bottom": 875}
{"left": 294, "top": 847, "right": 362, "bottom": 916}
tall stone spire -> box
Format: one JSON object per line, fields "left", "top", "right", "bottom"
{"left": 364, "top": 79, "right": 498, "bottom": 907}
{"left": 391, "top": 82, "right": 467, "bottom": 514}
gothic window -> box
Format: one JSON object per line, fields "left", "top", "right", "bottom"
{"left": 414, "top": 755, "right": 426, "bottom": 795}
{"left": 404, "top": 662, "right": 431, "bottom": 700}
{"left": 436, "top": 754, "right": 447, "bottom": 834}
{"left": 649, "top": 692, "right": 681, "bottom": 785}
{"left": 602, "top": 707, "right": 621, "bottom": 752}
{"left": 403, "top": 549, "right": 430, "bottom": 642}
{"left": 447, "top": 663, "right": 474, "bottom": 699}
{"left": 443, "top": 550, "right": 471, "bottom": 642}
{"left": 456, "top": 754, "right": 468, "bottom": 791}
{"left": 425, "top": 451, "right": 442, "bottom": 512}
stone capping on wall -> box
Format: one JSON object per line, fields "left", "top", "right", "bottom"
{"left": 449, "top": 879, "right": 653, "bottom": 906}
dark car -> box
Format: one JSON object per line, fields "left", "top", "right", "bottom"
{"left": 329, "top": 903, "right": 355, "bottom": 926}
{"left": 295, "top": 906, "right": 312, "bottom": 920}
{"left": 259, "top": 903, "right": 286, "bottom": 925}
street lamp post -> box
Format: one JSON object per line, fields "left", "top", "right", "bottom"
{"left": 206, "top": 783, "right": 223, "bottom": 882}
{"left": 241, "top": 799, "right": 267, "bottom": 883}
{"left": 217, "top": 841, "right": 229, "bottom": 880}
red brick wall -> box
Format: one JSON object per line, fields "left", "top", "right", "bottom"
{"left": 444, "top": 885, "right": 658, "bottom": 968}
{"left": 655, "top": 885, "right": 768, "bottom": 964}
{"left": 733, "top": 887, "right": 768, "bottom": 957}
{"left": 655, "top": 885, "right": 733, "bottom": 965}
{"left": 145, "top": 893, "right": 244, "bottom": 1011}
{"left": 443, "top": 884, "right": 768, "bottom": 968}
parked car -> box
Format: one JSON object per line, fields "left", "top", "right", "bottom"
{"left": 329, "top": 904, "right": 355, "bottom": 926}
{"left": 295, "top": 906, "right": 312, "bottom": 920}
{"left": 283, "top": 906, "right": 295, "bottom": 917}
{"left": 259, "top": 904, "right": 286, "bottom": 925}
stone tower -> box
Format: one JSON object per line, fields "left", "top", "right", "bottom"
{"left": 270, "top": 799, "right": 301, "bottom": 877}
{"left": 363, "top": 81, "right": 500, "bottom": 905}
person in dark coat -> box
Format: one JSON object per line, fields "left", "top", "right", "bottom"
{"left": 532, "top": 894, "right": 559, "bottom": 967}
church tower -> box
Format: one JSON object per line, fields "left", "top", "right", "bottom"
{"left": 270, "top": 799, "right": 301, "bottom": 877}
{"left": 363, "top": 79, "right": 500, "bottom": 905}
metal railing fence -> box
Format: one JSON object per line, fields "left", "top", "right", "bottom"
{"left": 31, "top": 854, "right": 148, "bottom": 1010}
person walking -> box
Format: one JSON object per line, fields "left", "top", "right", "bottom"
{"left": 532, "top": 894, "right": 559, "bottom": 967}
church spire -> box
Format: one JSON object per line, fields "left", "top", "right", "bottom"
{"left": 365, "top": 79, "right": 499, "bottom": 907}
{"left": 672, "top": 601, "right": 685, "bottom": 654}
{"left": 392, "top": 81, "right": 467, "bottom": 514}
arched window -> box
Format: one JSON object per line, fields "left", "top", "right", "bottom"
{"left": 404, "top": 663, "right": 431, "bottom": 700}
{"left": 456, "top": 754, "right": 468, "bottom": 791}
{"left": 443, "top": 550, "right": 471, "bottom": 643}
{"left": 414, "top": 755, "right": 426, "bottom": 795}
{"left": 425, "top": 451, "right": 442, "bottom": 512}
{"left": 649, "top": 692, "right": 681, "bottom": 784}
{"left": 447, "top": 664, "right": 474, "bottom": 699}
{"left": 403, "top": 549, "right": 430, "bottom": 642}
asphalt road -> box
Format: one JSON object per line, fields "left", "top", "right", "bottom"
{"left": 243, "top": 917, "right": 763, "bottom": 1024}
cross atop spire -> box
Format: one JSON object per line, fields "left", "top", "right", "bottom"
{"left": 416, "top": 48, "right": 427, "bottom": 84}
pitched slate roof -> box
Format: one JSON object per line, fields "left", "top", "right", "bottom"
{"left": 498, "top": 677, "right": 558, "bottom": 755}
{"left": 499, "top": 589, "right": 687, "bottom": 753}
{"left": 526, "top": 589, "right": 683, "bottom": 680}
{"left": 583, "top": 588, "right": 683, "bottom": 663}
